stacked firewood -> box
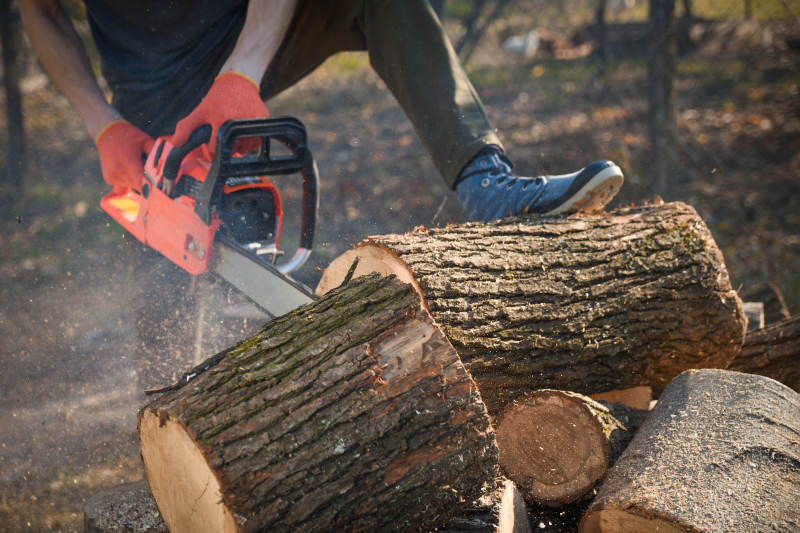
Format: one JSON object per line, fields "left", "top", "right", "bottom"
{"left": 87, "top": 202, "right": 800, "bottom": 533}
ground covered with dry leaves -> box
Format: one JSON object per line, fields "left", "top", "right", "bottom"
{"left": 0, "top": 17, "right": 798, "bottom": 532}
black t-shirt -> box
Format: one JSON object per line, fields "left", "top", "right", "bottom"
{"left": 84, "top": 0, "right": 248, "bottom": 136}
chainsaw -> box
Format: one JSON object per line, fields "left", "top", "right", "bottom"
{"left": 100, "top": 117, "right": 319, "bottom": 317}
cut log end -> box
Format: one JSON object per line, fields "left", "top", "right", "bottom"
{"left": 315, "top": 244, "right": 422, "bottom": 300}
{"left": 440, "top": 477, "right": 531, "bottom": 533}
{"left": 495, "top": 391, "right": 609, "bottom": 506}
{"left": 580, "top": 509, "right": 687, "bottom": 533}
{"left": 138, "top": 410, "right": 238, "bottom": 532}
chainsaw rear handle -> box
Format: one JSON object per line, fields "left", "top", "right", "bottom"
{"left": 187, "top": 118, "right": 317, "bottom": 271}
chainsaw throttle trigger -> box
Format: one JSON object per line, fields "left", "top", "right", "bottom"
{"left": 162, "top": 124, "right": 212, "bottom": 194}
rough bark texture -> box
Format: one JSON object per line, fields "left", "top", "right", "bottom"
{"left": 439, "top": 476, "right": 532, "bottom": 533}
{"left": 581, "top": 369, "right": 800, "bottom": 533}
{"left": 728, "top": 314, "right": 800, "bottom": 392}
{"left": 138, "top": 273, "right": 498, "bottom": 533}
{"left": 495, "top": 391, "right": 647, "bottom": 506}
{"left": 0, "top": 0, "right": 26, "bottom": 194}
{"left": 83, "top": 480, "right": 168, "bottom": 533}
{"left": 317, "top": 202, "right": 746, "bottom": 414}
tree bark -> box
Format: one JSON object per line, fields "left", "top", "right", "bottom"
{"left": 580, "top": 368, "right": 800, "bottom": 533}
{"left": 495, "top": 391, "right": 647, "bottom": 506}
{"left": 316, "top": 202, "right": 747, "bottom": 414}
{"left": 648, "top": 0, "right": 677, "bottom": 199}
{"left": 138, "top": 273, "right": 498, "bottom": 533}
{"left": 439, "top": 476, "right": 532, "bottom": 533}
{"left": 728, "top": 314, "right": 800, "bottom": 392}
{"left": 0, "top": 0, "right": 26, "bottom": 197}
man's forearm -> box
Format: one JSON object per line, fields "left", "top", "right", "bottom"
{"left": 20, "top": 0, "right": 120, "bottom": 138}
{"left": 219, "top": 0, "right": 297, "bottom": 83}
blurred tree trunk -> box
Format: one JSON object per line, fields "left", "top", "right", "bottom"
{"left": 648, "top": 0, "right": 676, "bottom": 199}
{"left": 454, "top": 0, "right": 511, "bottom": 65}
{"left": 430, "top": 0, "right": 446, "bottom": 19}
{"left": 0, "top": 0, "right": 25, "bottom": 200}
{"left": 595, "top": 0, "right": 609, "bottom": 72}
{"left": 681, "top": 0, "right": 693, "bottom": 19}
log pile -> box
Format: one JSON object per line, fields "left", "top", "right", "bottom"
{"left": 114, "top": 202, "right": 800, "bottom": 533}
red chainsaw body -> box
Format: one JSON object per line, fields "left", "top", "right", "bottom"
{"left": 99, "top": 138, "right": 282, "bottom": 276}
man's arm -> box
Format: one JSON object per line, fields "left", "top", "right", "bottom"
{"left": 171, "top": 0, "right": 298, "bottom": 150}
{"left": 22, "top": 0, "right": 154, "bottom": 190}
{"left": 20, "top": 0, "right": 120, "bottom": 138}
{"left": 218, "top": 0, "right": 297, "bottom": 83}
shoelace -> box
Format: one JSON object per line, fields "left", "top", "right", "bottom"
{"left": 460, "top": 151, "right": 544, "bottom": 191}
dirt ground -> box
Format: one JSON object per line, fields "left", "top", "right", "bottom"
{"left": 1, "top": 17, "right": 799, "bottom": 532}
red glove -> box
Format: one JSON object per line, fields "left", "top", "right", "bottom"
{"left": 95, "top": 120, "right": 155, "bottom": 191}
{"left": 171, "top": 72, "right": 269, "bottom": 153}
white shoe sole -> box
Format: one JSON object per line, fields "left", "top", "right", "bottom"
{"left": 544, "top": 164, "right": 624, "bottom": 216}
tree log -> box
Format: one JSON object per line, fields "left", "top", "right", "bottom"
{"left": 439, "top": 476, "right": 532, "bottom": 533}
{"left": 316, "top": 202, "right": 746, "bottom": 414}
{"left": 728, "top": 314, "right": 800, "bottom": 392}
{"left": 589, "top": 386, "right": 652, "bottom": 411}
{"left": 138, "top": 273, "right": 498, "bottom": 533}
{"left": 580, "top": 368, "right": 800, "bottom": 533}
{"left": 495, "top": 391, "right": 647, "bottom": 506}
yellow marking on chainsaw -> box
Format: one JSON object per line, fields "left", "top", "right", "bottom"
{"left": 108, "top": 196, "right": 140, "bottom": 222}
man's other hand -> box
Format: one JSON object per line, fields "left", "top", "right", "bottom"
{"left": 95, "top": 121, "right": 155, "bottom": 190}
{"left": 171, "top": 72, "right": 268, "bottom": 153}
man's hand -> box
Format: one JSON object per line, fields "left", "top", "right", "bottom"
{"left": 171, "top": 72, "right": 268, "bottom": 153}
{"left": 95, "top": 121, "right": 155, "bottom": 190}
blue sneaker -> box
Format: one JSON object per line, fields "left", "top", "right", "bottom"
{"left": 456, "top": 150, "right": 624, "bottom": 222}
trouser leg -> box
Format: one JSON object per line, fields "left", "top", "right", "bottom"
{"left": 261, "top": 0, "right": 502, "bottom": 188}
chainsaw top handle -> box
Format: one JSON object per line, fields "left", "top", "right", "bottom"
{"left": 187, "top": 118, "right": 318, "bottom": 271}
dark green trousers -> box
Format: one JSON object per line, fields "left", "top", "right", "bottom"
{"left": 260, "top": 0, "right": 502, "bottom": 187}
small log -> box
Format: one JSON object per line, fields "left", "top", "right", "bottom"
{"left": 728, "top": 314, "right": 800, "bottom": 392}
{"left": 84, "top": 480, "right": 167, "bottom": 533}
{"left": 738, "top": 281, "right": 791, "bottom": 325}
{"left": 495, "top": 391, "right": 647, "bottom": 506}
{"left": 589, "top": 386, "right": 652, "bottom": 411}
{"left": 742, "top": 301, "right": 765, "bottom": 331}
{"left": 317, "top": 202, "right": 746, "bottom": 413}
{"left": 580, "top": 368, "right": 800, "bottom": 533}
{"left": 439, "top": 476, "right": 531, "bottom": 533}
{"left": 138, "top": 273, "right": 498, "bottom": 533}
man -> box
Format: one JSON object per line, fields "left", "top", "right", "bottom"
{"left": 21, "top": 0, "right": 624, "bottom": 386}
{"left": 21, "top": 0, "right": 623, "bottom": 223}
